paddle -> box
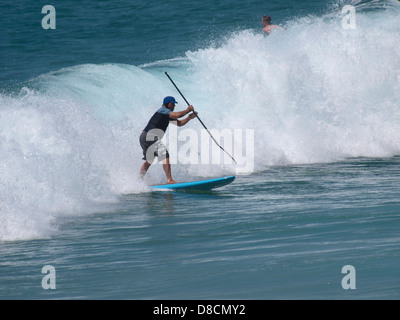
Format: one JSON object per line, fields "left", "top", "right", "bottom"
{"left": 165, "top": 72, "right": 237, "bottom": 164}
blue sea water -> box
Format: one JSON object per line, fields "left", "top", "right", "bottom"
{"left": 1, "top": 0, "right": 400, "bottom": 300}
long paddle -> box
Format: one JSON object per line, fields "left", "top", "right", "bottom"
{"left": 165, "top": 72, "right": 237, "bottom": 164}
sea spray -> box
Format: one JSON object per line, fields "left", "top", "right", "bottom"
{"left": 0, "top": 85, "right": 146, "bottom": 241}
{"left": 185, "top": 10, "right": 400, "bottom": 169}
{"left": 1, "top": 2, "right": 399, "bottom": 241}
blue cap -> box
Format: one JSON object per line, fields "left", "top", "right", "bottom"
{"left": 163, "top": 96, "right": 178, "bottom": 105}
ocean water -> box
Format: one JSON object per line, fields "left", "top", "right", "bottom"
{"left": 1, "top": 0, "right": 400, "bottom": 300}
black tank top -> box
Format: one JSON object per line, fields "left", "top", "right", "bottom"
{"left": 143, "top": 106, "right": 174, "bottom": 133}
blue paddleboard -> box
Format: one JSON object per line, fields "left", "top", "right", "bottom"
{"left": 150, "top": 176, "right": 235, "bottom": 191}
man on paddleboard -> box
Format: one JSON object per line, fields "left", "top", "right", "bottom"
{"left": 139, "top": 96, "right": 197, "bottom": 184}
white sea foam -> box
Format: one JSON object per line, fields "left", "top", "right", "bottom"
{"left": 185, "top": 9, "right": 400, "bottom": 170}
{"left": 0, "top": 84, "right": 147, "bottom": 241}
{"left": 1, "top": 5, "right": 399, "bottom": 241}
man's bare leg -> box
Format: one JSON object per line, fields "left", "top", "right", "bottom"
{"left": 140, "top": 161, "right": 151, "bottom": 179}
{"left": 163, "top": 158, "right": 177, "bottom": 184}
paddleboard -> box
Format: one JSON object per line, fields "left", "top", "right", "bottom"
{"left": 150, "top": 176, "right": 235, "bottom": 191}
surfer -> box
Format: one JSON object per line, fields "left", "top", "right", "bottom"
{"left": 261, "top": 15, "right": 282, "bottom": 35}
{"left": 139, "top": 96, "right": 197, "bottom": 184}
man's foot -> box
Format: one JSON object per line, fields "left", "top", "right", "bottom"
{"left": 167, "top": 179, "right": 177, "bottom": 184}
